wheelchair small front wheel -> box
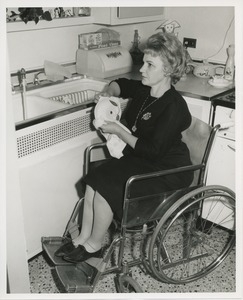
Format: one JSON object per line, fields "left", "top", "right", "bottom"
{"left": 148, "top": 185, "right": 235, "bottom": 284}
{"left": 115, "top": 274, "right": 143, "bottom": 293}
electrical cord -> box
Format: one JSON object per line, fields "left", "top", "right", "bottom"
{"left": 206, "top": 16, "right": 234, "bottom": 60}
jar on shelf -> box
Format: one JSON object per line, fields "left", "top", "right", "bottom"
{"left": 73, "top": 7, "right": 90, "bottom": 17}
{"left": 79, "top": 7, "right": 91, "bottom": 16}
{"left": 72, "top": 8, "right": 80, "bottom": 17}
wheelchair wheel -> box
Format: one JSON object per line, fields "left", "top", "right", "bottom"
{"left": 148, "top": 185, "right": 235, "bottom": 284}
{"left": 115, "top": 275, "right": 143, "bottom": 293}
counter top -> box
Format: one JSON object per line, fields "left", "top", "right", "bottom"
{"left": 175, "top": 73, "right": 234, "bottom": 100}
{"left": 107, "top": 65, "right": 235, "bottom": 101}
{"left": 14, "top": 64, "right": 234, "bottom": 102}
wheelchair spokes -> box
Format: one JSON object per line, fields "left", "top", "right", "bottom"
{"left": 148, "top": 186, "right": 235, "bottom": 284}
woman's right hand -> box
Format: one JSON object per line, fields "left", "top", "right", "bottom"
{"left": 94, "top": 91, "right": 112, "bottom": 103}
{"left": 94, "top": 81, "right": 121, "bottom": 103}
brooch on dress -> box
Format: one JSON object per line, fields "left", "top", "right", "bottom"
{"left": 141, "top": 112, "right": 152, "bottom": 120}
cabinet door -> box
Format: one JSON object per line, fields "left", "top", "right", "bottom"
{"left": 92, "top": 7, "right": 164, "bottom": 25}
{"left": 203, "top": 136, "right": 235, "bottom": 230}
{"left": 206, "top": 136, "right": 235, "bottom": 191}
{"left": 18, "top": 130, "right": 104, "bottom": 259}
{"left": 184, "top": 96, "right": 212, "bottom": 123}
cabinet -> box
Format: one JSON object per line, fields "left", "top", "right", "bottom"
{"left": 92, "top": 7, "right": 165, "bottom": 25}
{"left": 206, "top": 105, "right": 235, "bottom": 192}
{"left": 203, "top": 136, "right": 235, "bottom": 230}
{"left": 206, "top": 136, "right": 235, "bottom": 191}
{"left": 17, "top": 108, "right": 101, "bottom": 259}
{"left": 184, "top": 96, "right": 212, "bottom": 124}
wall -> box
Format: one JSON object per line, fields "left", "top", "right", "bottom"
{"left": 166, "top": 6, "right": 235, "bottom": 63}
{"left": 7, "top": 21, "right": 162, "bottom": 73}
{"left": 7, "top": 6, "right": 235, "bottom": 73}
{"left": 6, "top": 55, "right": 30, "bottom": 293}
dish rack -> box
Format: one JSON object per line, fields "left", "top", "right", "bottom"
{"left": 48, "top": 89, "right": 99, "bottom": 105}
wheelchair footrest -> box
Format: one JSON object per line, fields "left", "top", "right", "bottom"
{"left": 55, "top": 262, "right": 98, "bottom": 293}
{"left": 41, "top": 236, "right": 73, "bottom": 266}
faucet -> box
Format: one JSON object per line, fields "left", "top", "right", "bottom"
{"left": 18, "top": 68, "right": 26, "bottom": 87}
{"left": 18, "top": 68, "right": 28, "bottom": 120}
{"left": 33, "top": 71, "right": 45, "bottom": 85}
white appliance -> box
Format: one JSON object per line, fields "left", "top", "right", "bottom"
{"left": 204, "top": 92, "right": 235, "bottom": 230}
{"left": 207, "top": 102, "right": 235, "bottom": 191}
{"left": 76, "top": 46, "right": 133, "bottom": 78}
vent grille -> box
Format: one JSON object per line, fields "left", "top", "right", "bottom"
{"left": 17, "top": 114, "right": 92, "bottom": 158}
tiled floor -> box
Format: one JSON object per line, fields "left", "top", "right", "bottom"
{"left": 28, "top": 228, "right": 236, "bottom": 294}
{"left": 29, "top": 250, "right": 236, "bottom": 294}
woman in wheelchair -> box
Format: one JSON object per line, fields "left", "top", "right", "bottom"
{"left": 57, "top": 32, "right": 194, "bottom": 263}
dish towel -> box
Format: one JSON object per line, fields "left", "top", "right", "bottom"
{"left": 93, "top": 96, "right": 131, "bottom": 159}
{"left": 44, "top": 60, "right": 72, "bottom": 82}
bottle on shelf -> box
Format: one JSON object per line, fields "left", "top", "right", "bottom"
{"left": 130, "top": 30, "right": 144, "bottom": 65}
{"left": 224, "top": 44, "right": 235, "bottom": 81}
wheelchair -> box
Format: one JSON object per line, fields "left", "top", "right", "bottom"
{"left": 42, "top": 116, "right": 235, "bottom": 293}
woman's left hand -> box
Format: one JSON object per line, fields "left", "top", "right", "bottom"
{"left": 99, "top": 121, "right": 120, "bottom": 135}
{"left": 101, "top": 121, "right": 138, "bottom": 149}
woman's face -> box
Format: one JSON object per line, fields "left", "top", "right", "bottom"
{"left": 140, "top": 53, "right": 169, "bottom": 87}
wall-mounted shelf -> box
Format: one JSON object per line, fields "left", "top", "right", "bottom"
{"left": 7, "top": 16, "right": 94, "bottom": 32}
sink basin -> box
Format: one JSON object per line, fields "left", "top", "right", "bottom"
{"left": 25, "top": 95, "right": 69, "bottom": 119}
{"left": 13, "top": 94, "right": 70, "bottom": 122}
{"left": 13, "top": 77, "right": 108, "bottom": 123}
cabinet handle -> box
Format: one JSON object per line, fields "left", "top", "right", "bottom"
{"left": 227, "top": 145, "right": 235, "bottom": 152}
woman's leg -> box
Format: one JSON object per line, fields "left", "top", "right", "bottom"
{"left": 63, "top": 191, "right": 113, "bottom": 262}
{"left": 83, "top": 191, "right": 113, "bottom": 253}
{"left": 72, "top": 185, "right": 95, "bottom": 246}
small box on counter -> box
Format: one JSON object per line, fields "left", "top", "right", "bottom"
{"left": 78, "top": 31, "right": 120, "bottom": 50}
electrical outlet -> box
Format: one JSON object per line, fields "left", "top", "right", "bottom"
{"left": 183, "top": 38, "right": 197, "bottom": 48}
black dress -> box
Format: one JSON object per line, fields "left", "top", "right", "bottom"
{"left": 84, "top": 78, "right": 193, "bottom": 220}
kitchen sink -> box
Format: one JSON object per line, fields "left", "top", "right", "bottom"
{"left": 15, "top": 95, "right": 70, "bottom": 121}
{"left": 13, "top": 77, "right": 108, "bottom": 123}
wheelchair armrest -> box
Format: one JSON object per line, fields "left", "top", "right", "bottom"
{"left": 86, "top": 142, "right": 107, "bottom": 153}
{"left": 84, "top": 142, "right": 107, "bottom": 175}
{"left": 124, "top": 163, "right": 205, "bottom": 199}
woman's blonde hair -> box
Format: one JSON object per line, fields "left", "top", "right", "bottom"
{"left": 144, "top": 32, "right": 186, "bottom": 84}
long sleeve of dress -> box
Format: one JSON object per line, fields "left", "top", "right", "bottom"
{"left": 114, "top": 78, "right": 143, "bottom": 99}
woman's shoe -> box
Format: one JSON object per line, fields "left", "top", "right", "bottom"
{"left": 54, "top": 240, "right": 76, "bottom": 257}
{"left": 63, "top": 245, "right": 102, "bottom": 263}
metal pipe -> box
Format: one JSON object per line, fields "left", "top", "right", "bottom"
{"left": 33, "top": 71, "right": 45, "bottom": 85}
{"left": 19, "top": 68, "right": 27, "bottom": 120}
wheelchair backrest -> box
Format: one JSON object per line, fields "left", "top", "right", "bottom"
{"left": 181, "top": 116, "right": 217, "bottom": 186}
